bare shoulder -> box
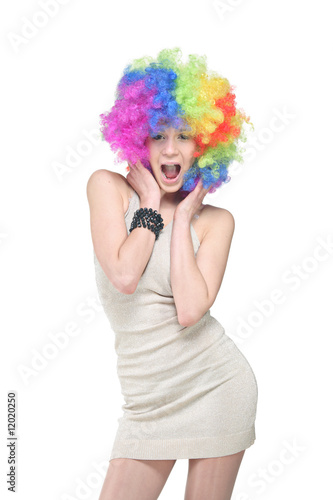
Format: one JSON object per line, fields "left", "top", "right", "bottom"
{"left": 87, "top": 169, "right": 128, "bottom": 193}
{"left": 202, "top": 204, "right": 235, "bottom": 224}
{"left": 86, "top": 169, "right": 133, "bottom": 210}
{"left": 197, "top": 204, "right": 235, "bottom": 241}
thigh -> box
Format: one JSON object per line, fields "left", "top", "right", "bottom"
{"left": 98, "top": 457, "right": 177, "bottom": 500}
{"left": 184, "top": 450, "right": 245, "bottom": 500}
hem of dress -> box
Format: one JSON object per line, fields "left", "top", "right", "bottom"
{"left": 109, "top": 426, "right": 256, "bottom": 460}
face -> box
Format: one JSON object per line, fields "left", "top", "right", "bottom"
{"left": 146, "top": 127, "right": 197, "bottom": 192}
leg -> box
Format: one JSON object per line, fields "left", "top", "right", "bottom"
{"left": 184, "top": 450, "right": 245, "bottom": 500}
{"left": 98, "top": 457, "right": 176, "bottom": 500}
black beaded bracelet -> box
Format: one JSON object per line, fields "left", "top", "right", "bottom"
{"left": 129, "top": 207, "right": 164, "bottom": 240}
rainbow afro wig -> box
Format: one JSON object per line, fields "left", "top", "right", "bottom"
{"left": 100, "top": 47, "right": 252, "bottom": 195}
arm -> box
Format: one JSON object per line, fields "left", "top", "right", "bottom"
{"left": 170, "top": 185, "right": 235, "bottom": 327}
{"left": 87, "top": 166, "right": 160, "bottom": 294}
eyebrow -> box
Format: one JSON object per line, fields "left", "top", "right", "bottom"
{"left": 159, "top": 129, "right": 190, "bottom": 133}
{"left": 152, "top": 128, "right": 192, "bottom": 135}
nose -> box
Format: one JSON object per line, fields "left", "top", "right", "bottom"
{"left": 162, "top": 136, "right": 179, "bottom": 156}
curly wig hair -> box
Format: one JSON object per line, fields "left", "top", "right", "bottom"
{"left": 99, "top": 47, "right": 252, "bottom": 195}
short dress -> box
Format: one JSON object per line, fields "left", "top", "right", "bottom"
{"left": 93, "top": 190, "right": 258, "bottom": 460}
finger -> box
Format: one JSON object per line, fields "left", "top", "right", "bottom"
{"left": 198, "top": 179, "right": 211, "bottom": 193}
{"left": 201, "top": 187, "right": 212, "bottom": 199}
{"left": 198, "top": 184, "right": 212, "bottom": 201}
{"left": 192, "top": 178, "right": 203, "bottom": 192}
{"left": 197, "top": 179, "right": 212, "bottom": 194}
{"left": 196, "top": 178, "right": 209, "bottom": 194}
{"left": 134, "top": 159, "right": 145, "bottom": 169}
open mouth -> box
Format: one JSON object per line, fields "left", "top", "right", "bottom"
{"left": 161, "top": 163, "right": 181, "bottom": 182}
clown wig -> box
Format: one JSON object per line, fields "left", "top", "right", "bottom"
{"left": 99, "top": 47, "right": 252, "bottom": 195}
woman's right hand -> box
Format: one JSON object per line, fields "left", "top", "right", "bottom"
{"left": 126, "top": 160, "right": 161, "bottom": 203}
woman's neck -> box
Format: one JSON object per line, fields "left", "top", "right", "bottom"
{"left": 159, "top": 188, "right": 184, "bottom": 208}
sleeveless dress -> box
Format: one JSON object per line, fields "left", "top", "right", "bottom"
{"left": 93, "top": 190, "right": 258, "bottom": 460}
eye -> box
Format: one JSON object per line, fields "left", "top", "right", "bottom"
{"left": 152, "top": 134, "right": 164, "bottom": 140}
{"left": 179, "top": 133, "right": 190, "bottom": 140}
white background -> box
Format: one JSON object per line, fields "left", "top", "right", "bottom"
{"left": 1, "top": 0, "right": 332, "bottom": 499}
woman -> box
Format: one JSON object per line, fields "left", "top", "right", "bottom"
{"left": 87, "top": 48, "right": 258, "bottom": 500}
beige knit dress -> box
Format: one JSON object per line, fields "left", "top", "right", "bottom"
{"left": 93, "top": 190, "right": 258, "bottom": 460}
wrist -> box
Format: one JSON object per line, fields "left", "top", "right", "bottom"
{"left": 173, "top": 209, "right": 192, "bottom": 227}
{"left": 140, "top": 196, "right": 160, "bottom": 211}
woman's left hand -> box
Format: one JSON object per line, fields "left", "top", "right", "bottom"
{"left": 174, "top": 178, "right": 212, "bottom": 224}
